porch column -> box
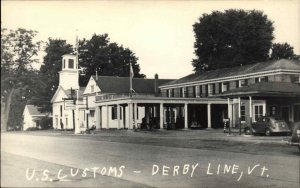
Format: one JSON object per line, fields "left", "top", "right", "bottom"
{"left": 106, "top": 105, "right": 109, "bottom": 129}
{"left": 238, "top": 97, "right": 241, "bottom": 135}
{"left": 207, "top": 103, "right": 211, "bottom": 128}
{"left": 95, "top": 106, "right": 99, "bottom": 129}
{"left": 227, "top": 98, "right": 232, "bottom": 132}
{"left": 128, "top": 103, "right": 133, "bottom": 129}
{"left": 249, "top": 96, "right": 252, "bottom": 121}
{"left": 184, "top": 103, "right": 188, "bottom": 129}
{"left": 75, "top": 102, "right": 80, "bottom": 134}
{"left": 133, "top": 103, "right": 137, "bottom": 129}
{"left": 117, "top": 104, "right": 120, "bottom": 129}
{"left": 249, "top": 96, "right": 253, "bottom": 134}
{"left": 160, "top": 103, "right": 164, "bottom": 129}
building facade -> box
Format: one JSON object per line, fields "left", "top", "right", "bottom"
{"left": 52, "top": 55, "right": 300, "bottom": 132}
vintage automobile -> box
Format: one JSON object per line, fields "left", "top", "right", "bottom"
{"left": 244, "top": 116, "right": 291, "bottom": 136}
{"left": 289, "top": 122, "right": 300, "bottom": 151}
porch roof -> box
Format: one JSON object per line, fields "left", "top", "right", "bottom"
{"left": 214, "top": 82, "right": 300, "bottom": 98}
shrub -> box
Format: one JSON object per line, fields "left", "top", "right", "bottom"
{"left": 26, "top": 127, "right": 39, "bottom": 131}
{"left": 39, "top": 117, "right": 53, "bottom": 130}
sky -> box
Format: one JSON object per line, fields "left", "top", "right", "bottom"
{"left": 2, "top": 0, "right": 300, "bottom": 79}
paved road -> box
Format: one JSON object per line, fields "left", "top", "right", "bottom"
{"left": 1, "top": 133, "right": 299, "bottom": 187}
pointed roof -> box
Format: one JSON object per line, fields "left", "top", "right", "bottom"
{"left": 25, "top": 105, "right": 47, "bottom": 116}
{"left": 50, "top": 86, "right": 86, "bottom": 103}
{"left": 162, "top": 59, "right": 300, "bottom": 87}
{"left": 92, "top": 76, "right": 174, "bottom": 94}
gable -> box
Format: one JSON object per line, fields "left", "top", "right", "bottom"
{"left": 83, "top": 76, "right": 101, "bottom": 95}
{"left": 23, "top": 106, "right": 30, "bottom": 117}
{"left": 51, "top": 86, "right": 68, "bottom": 103}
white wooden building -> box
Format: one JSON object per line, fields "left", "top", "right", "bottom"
{"left": 23, "top": 105, "right": 48, "bottom": 130}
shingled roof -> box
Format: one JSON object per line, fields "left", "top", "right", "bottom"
{"left": 214, "top": 82, "right": 300, "bottom": 98}
{"left": 92, "top": 76, "right": 174, "bottom": 94}
{"left": 26, "top": 105, "right": 48, "bottom": 116}
{"left": 162, "top": 59, "right": 300, "bottom": 86}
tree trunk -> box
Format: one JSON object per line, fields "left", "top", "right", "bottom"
{"left": 1, "top": 87, "right": 15, "bottom": 131}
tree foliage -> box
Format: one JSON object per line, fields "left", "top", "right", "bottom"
{"left": 1, "top": 28, "right": 42, "bottom": 131}
{"left": 192, "top": 9, "right": 274, "bottom": 71}
{"left": 30, "top": 39, "right": 73, "bottom": 112}
{"left": 270, "top": 42, "right": 295, "bottom": 60}
{"left": 79, "top": 34, "right": 145, "bottom": 85}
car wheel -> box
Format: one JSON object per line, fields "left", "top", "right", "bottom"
{"left": 265, "top": 128, "right": 271, "bottom": 136}
{"left": 244, "top": 128, "right": 251, "bottom": 135}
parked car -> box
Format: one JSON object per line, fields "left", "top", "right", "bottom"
{"left": 289, "top": 122, "right": 300, "bottom": 151}
{"left": 244, "top": 116, "right": 291, "bottom": 136}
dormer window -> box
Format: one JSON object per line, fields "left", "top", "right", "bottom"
{"left": 69, "top": 59, "right": 74, "bottom": 69}
{"left": 63, "top": 59, "right": 66, "bottom": 68}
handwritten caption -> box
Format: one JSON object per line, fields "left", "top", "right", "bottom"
{"left": 25, "top": 162, "right": 269, "bottom": 182}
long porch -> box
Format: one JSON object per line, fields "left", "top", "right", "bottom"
{"left": 93, "top": 95, "right": 228, "bottom": 130}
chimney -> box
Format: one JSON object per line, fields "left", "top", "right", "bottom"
{"left": 154, "top": 74, "right": 158, "bottom": 96}
{"left": 96, "top": 69, "right": 98, "bottom": 80}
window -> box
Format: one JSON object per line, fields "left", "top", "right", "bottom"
{"left": 183, "top": 87, "right": 187, "bottom": 98}
{"left": 222, "top": 82, "right": 229, "bottom": 92}
{"left": 240, "top": 105, "right": 246, "bottom": 122}
{"left": 199, "top": 85, "right": 203, "bottom": 97}
{"left": 239, "top": 79, "right": 248, "bottom": 87}
{"left": 236, "top": 80, "right": 239, "bottom": 88}
{"left": 111, "top": 106, "right": 118, "bottom": 120}
{"left": 260, "top": 76, "right": 268, "bottom": 82}
{"left": 196, "top": 86, "right": 200, "bottom": 97}
{"left": 63, "top": 59, "right": 66, "bottom": 69}
{"left": 171, "top": 89, "right": 174, "bottom": 97}
{"left": 291, "top": 75, "right": 300, "bottom": 83}
{"left": 254, "top": 105, "right": 264, "bottom": 121}
{"left": 60, "top": 105, "right": 63, "bottom": 117}
{"left": 90, "top": 110, "right": 95, "bottom": 117}
{"left": 91, "top": 85, "right": 94, "bottom": 93}
{"left": 180, "top": 88, "right": 183, "bottom": 97}
{"left": 270, "top": 106, "right": 277, "bottom": 117}
{"left": 208, "top": 84, "right": 214, "bottom": 96}
{"left": 255, "top": 77, "right": 259, "bottom": 83}
{"left": 166, "top": 89, "right": 170, "bottom": 97}
{"left": 69, "top": 59, "right": 74, "bottom": 69}
{"left": 55, "top": 118, "right": 58, "bottom": 127}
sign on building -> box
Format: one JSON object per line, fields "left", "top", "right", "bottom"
{"left": 64, "top": 99, "right": 76, "bottom": 110}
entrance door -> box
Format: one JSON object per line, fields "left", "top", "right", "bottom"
{"left": 281, "top": 107, "right": 289, "bottom": 123}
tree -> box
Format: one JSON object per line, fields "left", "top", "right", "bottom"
{"left": 270, "top": 43, "right": 295, "bottom": 60}
{"left": 79, "top": 34, "right": 145, "bottom": 85}
{"left": 1, "top": 28, "right": 42, "bottom": 131}
{"left": 30, "top": 39, "right": 73, "bottom": 112}
{"left": 192, "top": 9, "right": 274, "bottom": 71}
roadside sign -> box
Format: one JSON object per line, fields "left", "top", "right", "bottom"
{"left": 64, "top": 99, "right": 76, "bottom": 110}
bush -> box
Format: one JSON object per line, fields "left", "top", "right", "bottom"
{"left": 26, "top": 127, "right": 39, "bottom": 131}
{"left": 39, "top": 117, "right": 53, "bottom": 130}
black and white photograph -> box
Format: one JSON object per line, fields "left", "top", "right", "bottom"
{"left": 1, "top": 0, "right": 300, "bottom": 187}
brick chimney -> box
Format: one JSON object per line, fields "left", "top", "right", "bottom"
{"left": 154, "top": 74, "right": 159, "bottom": 96}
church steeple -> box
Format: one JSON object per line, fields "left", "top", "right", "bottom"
{"left": 58, "top": 54, "right": 79, "bottom": 90}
